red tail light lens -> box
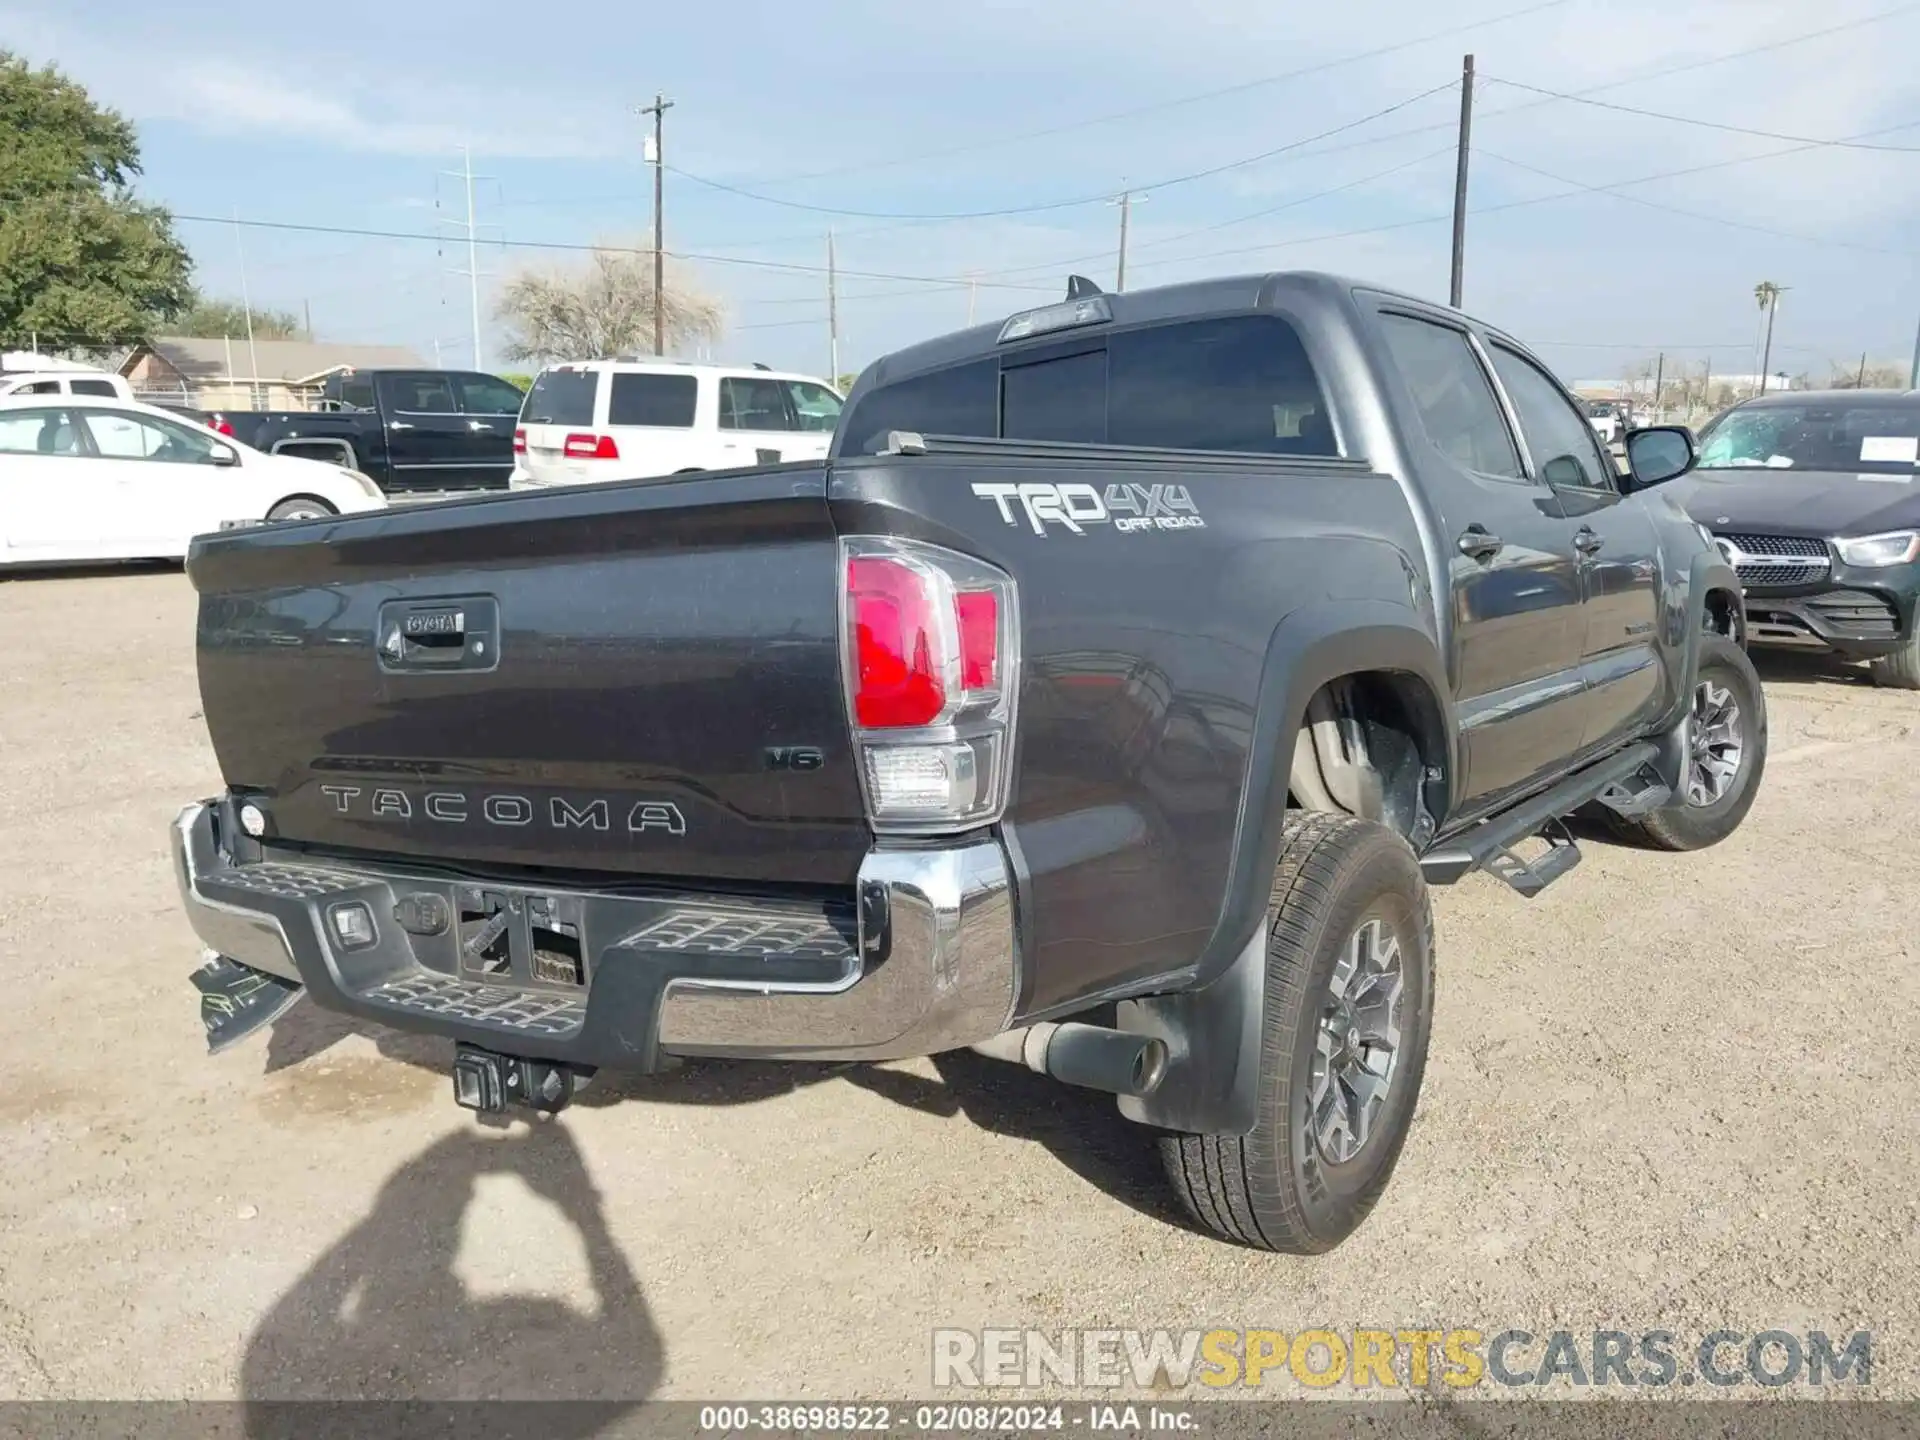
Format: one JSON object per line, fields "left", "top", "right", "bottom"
{"left": 210, "top": 415, "right": 235, "bottom": 436}
{"left": 956, "top": 590, "right": 999, "bottom": 691}
{"left": 563, "top": 433, "right": 619, "bottom": 459}
{"left": 848, "top": 555, "right": 945, "bottom": 729}
{"left": 513, "top": 427, "right": 526, "bottom": 455}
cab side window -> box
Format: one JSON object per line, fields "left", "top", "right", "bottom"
{"left": 1377, "top": 314, "right": 1523, "bottom": 479}
{"left": 1488, "top": 345, "right": 1619, "bottom": 493}
{"left": 0, "top": 408, "right": 84, "bottom": 455}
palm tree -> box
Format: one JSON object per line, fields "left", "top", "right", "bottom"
{"left": 1754, "top": 282, "right": 1787, "bottom": 394}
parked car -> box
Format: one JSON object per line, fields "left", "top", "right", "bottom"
{"left": 0, "top": 396, "right": 385, "bottom": 567}
{"left": 1673, "top": 388, "right": 1920, "bottom": 686}
{"left": 510, "top": 360, "right": 843, "bottom": 489}
{"left": 219, "top": 368, "right": 525, "bottom": 495}
{"left": 170, "top": 271, "right": 1758, "bottom": 1254}
{"left": 0, "top": 369, "right": 135, "bottom": 402}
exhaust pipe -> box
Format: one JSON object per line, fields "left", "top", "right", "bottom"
{"left": 970, "top": 1022, "right": 1168, "bottom": 1099}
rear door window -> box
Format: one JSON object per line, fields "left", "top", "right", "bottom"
{"left": 520, "top": 370, "right": 597, "bottom": 427}
{"left": 1108, "top": 316, "right": 1337, "bottom": 454}
{"left": 0, "top": 408, "right": 83, "bottom": 454}
{"left": 608, "top": 372, "right": 698, "bottom": 427}
{"left": 719, "top": 376, "right": 796, "bottom": 431}
{"left": 71, "top": 379, "right": 119, "bottom": 398}
{"left": 1377, "top": 314, "right": 1524, "bottom": 479}
{"left": 337, "top": 374, "right": 377, "bottom": 411}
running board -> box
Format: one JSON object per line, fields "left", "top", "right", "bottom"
{"left": 1420, "top": 741, "right": 1661, "bottom": 895}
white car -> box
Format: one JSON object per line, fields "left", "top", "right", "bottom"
{"left": 0, "top": 396, "right": 386, "bottom": 567}
{"left": 511, "top": 360, "right": 844, "bottom": 489}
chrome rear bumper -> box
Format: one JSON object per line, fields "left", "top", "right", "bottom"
{"left": 171, "top": 799, "right": 1018, "bottom": 1065}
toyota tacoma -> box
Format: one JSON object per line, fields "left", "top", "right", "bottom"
{"left": 172, "top": 272, "right": 1764, "bottom": 1253}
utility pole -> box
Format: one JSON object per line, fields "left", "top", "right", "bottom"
{"left": 640, "top": 94, "right": 674, "bottom": 356}
{"left": 1757, "top": 284, "right": 1786, "bottom": 395}
{"left": 1858, "top": 352, "right": 1868, "bottom": 389}
{"left": 826, "top": 229, "right": 840, "bottom": 381}
{"left": 966, "top": 273, "right": 979, "bottom": 326}
{"left": 1109, "top": 189, "right": 1144, "bottom": 292}
{"left": 1449, "top": 54, "right": 1475, "bottom": 309}
{"left": 438, "top": 147, "right": 496, "bottom": 369}
{"left": 303, "top": 298, "right": 314, "bottom": 342}
{"left": 233, "top": 209, "right": 260, "bottom": 407}
{"left": 1652, "top": 352, "right": 1664, "bottom": 423}
{"left": 1910, "top": 309, "right": 1920, "bottom": 390}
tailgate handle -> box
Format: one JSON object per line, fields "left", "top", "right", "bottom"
{"left": 379, "top": 598, "right": 499, "bottom": 671}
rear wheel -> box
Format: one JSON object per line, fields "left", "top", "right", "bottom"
{"left": 1161, "top": 812, "right": 1434, "bottom": 1253}
{"left": 1607, "top": 635, "right": 1766, "bottom": 850}
{"left": 267, "top": 496, "right": 336, "bottom": 523}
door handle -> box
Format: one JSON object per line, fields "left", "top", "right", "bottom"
{"left": 1456, "top": 526, "right": 1502, "bottom": 560}
{"left": 1574, "top": 527, "right": 1605, "bottom": 556}
{"left": 467, "top": 419, "right": 490, "bottom": 431}
{"left": 388, "top": 421, "right": 414, "bottom": 431}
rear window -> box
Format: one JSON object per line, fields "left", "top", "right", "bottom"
{"left": 841, "top": 314, "right": 1337, "bottom": 457}
{"left": 521, "top": 370, "right": 597, "bottom": 427}
{"left": 610, "top": 372, "right": 697, "bottom": 427}
{"left": 71, "top": 378, "right": 118, "bottom": 398}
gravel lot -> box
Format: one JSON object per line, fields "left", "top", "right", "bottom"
{"left": 1, "top": 567, "right": 1916, "bottom": 1405}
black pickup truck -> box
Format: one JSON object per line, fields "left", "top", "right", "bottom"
{"left": 172, "top": 272, "right": 1763, "bottom": 1253}
{"left": 218, "top": 367, "right": 525, "bottom": 494}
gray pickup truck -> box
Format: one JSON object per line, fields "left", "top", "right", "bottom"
{"left": 172, "top": 271, "right": 1763, "bottom": 1253}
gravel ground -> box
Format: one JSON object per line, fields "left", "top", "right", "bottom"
{"left": 0, "top": 567, "right": 1915, "bottom": 1405}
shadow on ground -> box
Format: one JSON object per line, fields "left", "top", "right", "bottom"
{"left": 263, "top": 999, "right": 1190, "bottom": 1233}
{"left": 240, "top": 1120, "right": 661, "bottom": 1431}
{"left": 1749, "top": 647, "right": 1879, "bottom": 689}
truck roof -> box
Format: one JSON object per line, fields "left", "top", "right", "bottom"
{"left": 858, "top": 271, "right": 1442, "bottom": 391}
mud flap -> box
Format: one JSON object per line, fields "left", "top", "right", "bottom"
{"left": 190, "top": 953, "right": 305, "bottom": 1055}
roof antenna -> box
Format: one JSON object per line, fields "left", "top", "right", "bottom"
{"left": 1066, "top": 274, "right": 1104, "bottom": 300}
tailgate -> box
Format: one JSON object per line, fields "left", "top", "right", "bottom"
{"left": 188, "top": 468, "right": 870, "bottom": 887}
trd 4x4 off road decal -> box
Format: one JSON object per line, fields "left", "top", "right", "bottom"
{"left": 971, "top": 482, "right": 1205, "bottom": 536}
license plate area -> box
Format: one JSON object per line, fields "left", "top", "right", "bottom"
{"left": 452, "top": 885, "right": 589, "bottom": 992}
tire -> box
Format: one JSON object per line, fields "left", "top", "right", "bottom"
{"left": 1160, "top": 812, "right": 1435, "bottom": 1253}
{"left": 1607, "top": 635, "right": 1767, "bottom": 850}
{"left": 266, "top": 496, "right": 337, "bottom": 523}
{"left": 1868, "top": 630, "right": 1920, "bottom": 690}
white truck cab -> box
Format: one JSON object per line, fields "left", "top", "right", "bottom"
{"left": 511, "top": 360, "right": 844, "bottom": 489}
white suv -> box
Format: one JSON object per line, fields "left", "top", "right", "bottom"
{"left": 511, "top": 360, "right": 844, "bottom": 489}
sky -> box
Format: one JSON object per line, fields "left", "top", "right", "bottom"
{"left": 6, "top": 0, "right": 1920, "bottom": 388}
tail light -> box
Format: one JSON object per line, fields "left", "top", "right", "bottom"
{"left": 840, "top": 536, "right": 1018, "bottom": 834}
{"left": 563, "top": 433, "right": 619, "bottom": 460}
{"left": 208, "top": 414, "right": 235, "bottom": 437}
{"left": 513, "top": 427, "right": 526, "bottom": 455}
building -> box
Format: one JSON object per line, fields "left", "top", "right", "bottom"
{"left": 117, "top": 338, "right": 428, "bottom": 410}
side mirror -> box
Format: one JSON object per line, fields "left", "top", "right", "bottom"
{"left": 1623, "top": 425, "right": 1695, "bottom": 492}
{"left": 208, "top": 443, "right": 240, "bottom": 468}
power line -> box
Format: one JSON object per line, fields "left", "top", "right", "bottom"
{"left": 1474, "top": 148, "right": 1917, "bottom": 255}
{"left": 664, "top": 81, "right": 1460, "bottom": 221}
{"left": 1483, "top": 75, "right": 1920, "bottom": 151}
{"left": 735, "top": 0, "right": 1578, "bottom": 188}
{"left": 978, "top": 144, "right": 1458, "bottom": 281}
{"left": 952, "top": 11, "right": 1920, "bottom": 288}
{"left": 167, "top": 212, "right": 1058, "bottom": 293}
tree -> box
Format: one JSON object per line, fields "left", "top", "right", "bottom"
{"left": 1829, "top": 362, "right": 1908, "bottom": 390}
{"left": 0, "top": 52, "right": 192, "bottom": 350}
{"left": 494, "top": 245, "right": 723, "bottom": 363}
{"left": 170, "top": 294, "right": 303, "bottom": 340}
